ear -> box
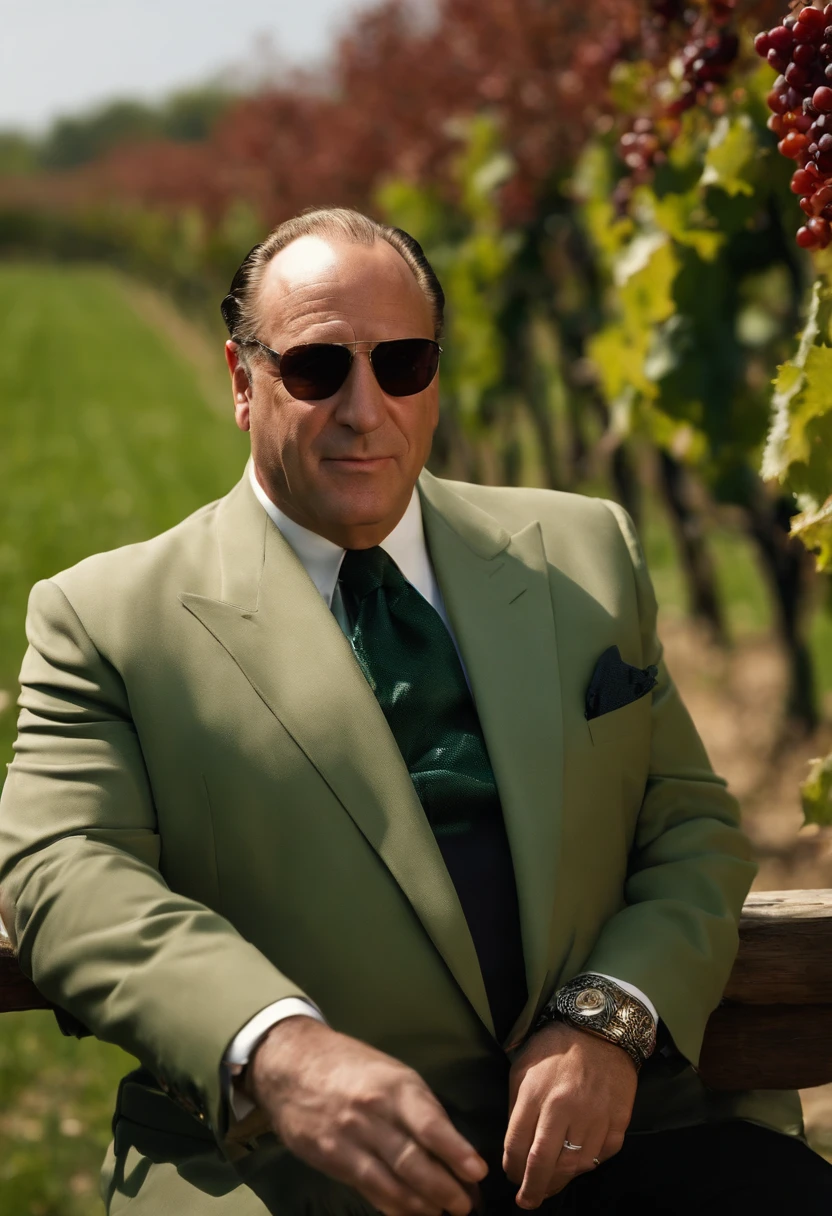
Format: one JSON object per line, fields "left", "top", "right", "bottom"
{"left": 225, "top": 340, "right": 252, "bottom": 432}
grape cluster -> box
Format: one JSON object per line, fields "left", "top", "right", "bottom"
{"left": 756, "top": 3, "right": 832, "bottom": 251}
{"left": 618, "top": 118, "right": 665, "bottom": 177}
{"left": 616, "top": 0, "right": 739, "bottom": 188}
{"left": 669, "top": 28, "right": 740, "bottom": 116}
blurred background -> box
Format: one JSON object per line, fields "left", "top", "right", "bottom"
{"left": 1, "top": 0, "right": 831, "bottom": 1210}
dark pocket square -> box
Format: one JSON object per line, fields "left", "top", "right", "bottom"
{"left": 585, "top": 645, "right": 658, "bottom": 721}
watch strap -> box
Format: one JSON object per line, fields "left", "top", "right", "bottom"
{"left": 535, "top": 973, "right": 657, "bottom": 1071}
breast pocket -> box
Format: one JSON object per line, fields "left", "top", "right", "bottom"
{"left": 588, "top": 695, "right": 651, "bottom": 758}
{"left": 585, "top": 693, "right": 653, "bottom": 832}
{"left": 586, "top": 692, "right": 652, "bottom": 751}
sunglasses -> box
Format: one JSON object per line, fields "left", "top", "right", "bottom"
{"left": 235, "top": 337, "right": 442, "bottom": 401}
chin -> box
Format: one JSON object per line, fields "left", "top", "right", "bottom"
{"left": 319, "top": 481, "right": 406, "bottom": 531}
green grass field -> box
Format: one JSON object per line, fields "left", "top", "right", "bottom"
{"left": 0, "top": 262, "right": 830, "bottom": 1214}
{"left": 0, "top": 263, "right": 247, "bottom": 1214}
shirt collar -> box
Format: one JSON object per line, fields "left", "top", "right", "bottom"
{"left": 247, "top": 459, "right": 432, "bottom": 607}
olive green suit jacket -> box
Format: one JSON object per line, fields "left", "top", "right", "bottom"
{"left": 0, "top": 470, "right": 801, "bottom": 1214}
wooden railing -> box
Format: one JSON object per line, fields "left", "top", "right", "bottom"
{"left": 698, "top": 889, "right": 832, "bottom": 1090}
{"left": 2, "top": 889, "right": 831, "bottom": 1091}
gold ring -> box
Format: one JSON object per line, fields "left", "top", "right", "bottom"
{"left": 593, "top": 1157, "right": 601, "bottom": 1166}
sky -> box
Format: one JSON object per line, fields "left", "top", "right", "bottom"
{"left": 0, "top": 0, "right": 363, "bottom": 132}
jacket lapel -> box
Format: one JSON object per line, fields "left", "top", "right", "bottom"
{"left": 180, "top": 474, "right": 494, "bottom": 1035}
{"left": 418, "top": 471, "right": 565, "bottom": 1045}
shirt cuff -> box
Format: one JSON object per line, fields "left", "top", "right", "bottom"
{"left": 592, "top": 973, "right": 659, "bottom": 1026}
{"left": 223, "top": 997, "right": 325, "bottom": 1123}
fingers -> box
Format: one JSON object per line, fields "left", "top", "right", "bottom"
{"left": 255, "top": 1027, "right": 486, "bottom": 1216}
{"left": 342, "top": 1080, "right": 485, "bottom": 1216}
{"left": 502, "top": 1023, "right": 637, "bottom": 1208}
{"left": 312, "top": 1121, "right": 453, "bottom": 1216}
{"left": 345, "top": 1149, "right": 444, "bottom": 1216}
{"left": 513, "top": 1107, "right": 569, "bottom": 1210}
{"left": 548, "top": 1124, "right": 607, "bottom": 1192}
{"left": 502, "top": 1082, "right": 541, "bottom": 1186}
{"left": 597, "top": 1122, "right": 627, "bottom": 1164}
{"left": 371, "top": 1118, "right": 479, "bottom": 1216}
{"left": 516, "top": 1117, "right": 609, "bottom": 1210}
{"left": 398, "top": 1085, "right": 488, "bottom": 1186}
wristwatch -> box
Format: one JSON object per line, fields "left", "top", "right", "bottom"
{"left": 534, "top": 974, "right": 657, "bottom": 1072}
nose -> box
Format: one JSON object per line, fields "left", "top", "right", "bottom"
{"left": 332, "top": 349, "right": 387, "bottom": 434}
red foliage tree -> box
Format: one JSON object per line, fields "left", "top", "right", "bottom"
{"left": 2, "top": 0, "right": 643, "bottom": 225}
{"left": 0, "top": 0, "right": 792, "bottom": 230}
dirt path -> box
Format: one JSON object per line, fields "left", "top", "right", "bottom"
{"left": 663, "top": 619, "right": 832, "bottom": 1157}
{"left": 117, "top": 274, "right": 231, "bottom": 418}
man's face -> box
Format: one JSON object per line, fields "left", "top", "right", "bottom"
{"left": 225, "top": 236, "right": 440, "bottom": 549}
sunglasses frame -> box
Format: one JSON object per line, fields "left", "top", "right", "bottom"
{"left": 235, "top": 336, "right": 442, "bottom": 400}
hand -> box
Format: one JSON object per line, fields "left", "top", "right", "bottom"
{"left": 246, "top": 1016, "right": 488, "bottom": 1216}
{"left": 503, "top": 1021, "right": 637, "bottom": 1209}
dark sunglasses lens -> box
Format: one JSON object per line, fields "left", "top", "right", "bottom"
{"left": 279, "top": 344, "right": 352, "bottom": 400}
{"left": 371, "top": 339, "right": 439, "bottom": 397}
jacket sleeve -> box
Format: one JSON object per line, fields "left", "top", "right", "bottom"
{"left": 0, "top": 578, "right": 310, "bottom": 1138}
{"left": 576, "top": 500, "right": 757, "bottom": 1067}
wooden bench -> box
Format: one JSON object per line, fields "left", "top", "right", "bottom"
{"left": 2, "top": 889, "right": 831, "bottom": 1092}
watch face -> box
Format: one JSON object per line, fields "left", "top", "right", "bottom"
{"left": 557, "top": 981, "right": 617, "bottom": 1025}
{"left": 574, "top": 988, "right": 606, "bottom": 1016}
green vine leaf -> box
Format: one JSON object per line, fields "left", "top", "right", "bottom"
{"left": 608, "top": 60, "right": 656, "bottom": 114}
{"left": 761, "top": 275, "right": 832, "bottom": 525}
{"left": 644, "top": 313, "right": 696, "bottom": 383}
{"left": 612, "top": 230, "right": 666, "bottom": 286}
{"left": 588, "top": 234, "right": 679, "bottom": 412}
{"left": 801, "top": 753, "right": 832, "bottom": 827}
{"left": 700, "top": 114, "right": 757, "bottom": 198}
{"left": 652, "top": 192, "right": 725, "bottom": 262}
{"left": 791, "top": 496, "right": 832, "bottom": 572}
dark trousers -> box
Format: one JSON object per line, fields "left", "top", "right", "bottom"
{"left": 479, "top": 1121, "right": 832, "bottom": 1216}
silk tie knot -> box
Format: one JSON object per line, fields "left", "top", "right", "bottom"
{"left": 339, "top": 546, "right": 402, "bottom": 601}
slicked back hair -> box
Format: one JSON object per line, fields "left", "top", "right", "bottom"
{"left": 221, "top": 207, "right": 445, "bottom": 365}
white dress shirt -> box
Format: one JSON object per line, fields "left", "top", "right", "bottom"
{"left": 223, "top": 461, "right": 658, "bottom": 1119}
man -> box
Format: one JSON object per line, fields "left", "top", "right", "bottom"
{"left": 0, "top": 207, "right": 829, "bottom": 1216}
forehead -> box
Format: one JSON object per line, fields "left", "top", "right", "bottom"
{"left": 255, "top": 235, "right": 433, "bottom": 345}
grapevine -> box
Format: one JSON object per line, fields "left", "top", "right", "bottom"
{"left": 615, "top": 0, "right": 741, "bottom": 209}
{"left": 755, "top": 1, "right": 832, "bottom": 250}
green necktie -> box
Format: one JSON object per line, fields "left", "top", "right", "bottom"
{"left": 337, "top": 546, "right": 526, "bottom": 1041}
